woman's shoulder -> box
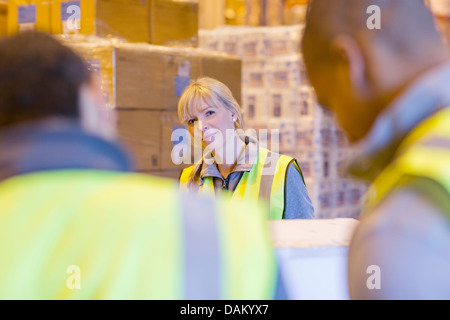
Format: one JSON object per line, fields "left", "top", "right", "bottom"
{"left": 258, "top": 147, "right": 296, "bottom": 163}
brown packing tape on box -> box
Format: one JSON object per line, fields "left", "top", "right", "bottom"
{"left": 116, "top": 109, "right": 161, "bottom": 171}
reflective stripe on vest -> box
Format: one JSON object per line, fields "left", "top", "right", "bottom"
{"left": 181, "top": 192, "right": 221, "bottom": 299}
{"left": 179, "top": 148, "right": 298, "bottom": 220}
{"left": 366, "top": 108, "right": 450, "bottom": 210}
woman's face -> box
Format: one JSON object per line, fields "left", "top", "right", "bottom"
{"left": 186, "top": 98, "right": 236, "bottom": 151}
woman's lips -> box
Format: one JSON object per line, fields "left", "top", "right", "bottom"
{"left": 203, "top": 132, "right": 216, "bottom": 142}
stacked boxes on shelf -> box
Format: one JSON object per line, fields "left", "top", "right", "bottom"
{"left": 1, "top": 0, "right": 52, "bottom": 36}
{"left": 64, "top": 36, "right": 242, "bottom": 178}
{"left": 199, "top": 24, "right": 369, "bottom": 219}
{"left": 200, "top": 25, "right": 303, "bottom": 153}
{"left": 1, "top": 0, "right": 93, "bottom": 36}
{"left": 0, "top": 1, "right": 6, "bottom": 36}
{"left": 1, "top": 0, "right": 198, "bottom": 47}
{"left": 49, "top": 0, "right": 230, "bottom": 180}
{"left": 96, "top": 0, "right": 199, "bottom": 47}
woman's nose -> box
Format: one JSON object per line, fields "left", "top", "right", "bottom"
{"left": 196, "top": 120, "right": 209, "bottom": 133}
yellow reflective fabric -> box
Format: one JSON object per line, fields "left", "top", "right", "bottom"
{"left": 0, "top": 170, "right": 183, "bottom": 299}
{"left": 233, "top": 148, "right": 269, "bottom": 203}
{"left": 179, "top": 168, "right": 191, "bottom": 192}
{"left": 179, "top": 148, "right": 293, "bottom": 219}
{"left": 215, "top": 195, "right": 278, "bottom": 299}
{"left": 269, "top": 155, "right": 297, "bottom": 220}
{"left": 180, "top": 165, "right": 215, "bottom": 197}
{"left": 367, "top": 108, "right": 450, "bottom": 210}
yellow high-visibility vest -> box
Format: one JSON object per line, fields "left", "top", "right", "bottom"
{"left": 365, "top": 108, "right": 450, "bottom": 210}
{"left": 0, "top": 170, "right": 278, "bottom": 299}
{"left": 180, "top": 147, "right": 303, "bottom": 220}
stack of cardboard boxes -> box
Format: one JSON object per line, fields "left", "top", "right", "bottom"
{"left": 0, "top": 0, "right": 241, "bottom": 180}
{"left": 64, "top": 38, "right": 241, "bottom": 179}
{"left": 0, "top": 0, "right": 92, "bottom": 36}
{"left": 96, "top": 0, "right": 198, "bottom": 47}
{"left": 1, "top": 0, "right": 198, "bottom": 46}
{"left": 199, "top": 25, "right": 369, "bottom": 219}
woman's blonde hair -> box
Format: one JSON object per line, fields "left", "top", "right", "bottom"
{"left": 177, "top": 77, "right": 244, "bottom": 129}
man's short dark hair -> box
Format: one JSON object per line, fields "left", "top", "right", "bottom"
{"left": 0, "top": 31, "right": 91, "bottom": 128}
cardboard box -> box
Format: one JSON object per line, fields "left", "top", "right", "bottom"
{"left": 114, "top": 44, "right": 200, "bottom": 109}
{"left": 198, "top": 0, "right": 225, "bottom": 30}
{"left": 150, "top": 0, "right": 198, "bottom": 47}
{"left": 64, "top": 38, "right": 115, "bottom": 108}
{"left": 116, "top": 109, "right": 161, "bottom": 171}
{"left": 200, "top": 51, "right": 242, "bottom": 105}
{"left": 96, "top": 0, "right": 198, "bottom": 46}
{"left": 0, "top": 1, "right": 7, "bottom": 36}
{"left": 160, "top": 110, "right": 196, "bottom": 171}
{"left": 270, "top": 218, "right": 359, "bottom": 300}
{"left": 115, "top": 44, "right": 241, "bottom": 110}
{"left": 117, "top": 110, "right": 195, "bottom": 173}
{"left": 5, "top": 0, "right": 51, "bottom": 35}
{"left": 51, "top": 0, "right": 95, "bottom": 35}
{"left": 63, "top": 39, "right": 241, "bottom": 111}
{"left": 96, "top": 0, "right": 151, "bottom": 43}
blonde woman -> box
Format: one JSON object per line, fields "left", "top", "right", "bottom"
{"left": 178, "top": 77, "right": 314, "bottom": 219}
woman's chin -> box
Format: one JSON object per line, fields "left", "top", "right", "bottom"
{"left": 202, "top": 141, "right": 216, "bottom": 152}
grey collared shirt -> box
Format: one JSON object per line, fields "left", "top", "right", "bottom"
{"left": 197, "top": 135, "right": 315, "bottom": 220}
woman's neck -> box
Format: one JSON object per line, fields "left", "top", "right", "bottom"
{"left": 216, "top": 162, "right": 237, "bottom": 179}
{"left": 212, "top": 132, "right": 247, "bottom": 179}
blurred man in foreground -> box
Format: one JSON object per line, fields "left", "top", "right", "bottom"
{"left": 0, "top": 31, "right": 285, "bottom": 300}
{"left": 302, "top": 0, "right": 450, "bottom": 299}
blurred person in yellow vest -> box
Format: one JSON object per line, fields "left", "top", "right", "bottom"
{"left": 0, "top": 31, "right": 286, "bottom": 300}
{"left": 177, "top": 77, "right": 314, "bottom": 220}
{"left": 302, "top": 0, "right": 450, "bottom": 299}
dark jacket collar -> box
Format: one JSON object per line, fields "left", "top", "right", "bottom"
{"left": 0, "top": 117, "right": 134, "bottom": 182}
{"left": 199, "top": 132, "right": 258, "bottom": 184}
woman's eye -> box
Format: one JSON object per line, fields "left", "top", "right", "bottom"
{"left": 187, "top": 119, "right": 195, "bottom": 125}
{"left": 205, "top": 110, "right": 215, "bottom": 116}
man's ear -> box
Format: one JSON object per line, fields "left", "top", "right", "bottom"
{"left": 330, "top": 35, "right": 372, "bottom": 100}
{"left": 79, "top": 75, "right": 117, "bottom": 141}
